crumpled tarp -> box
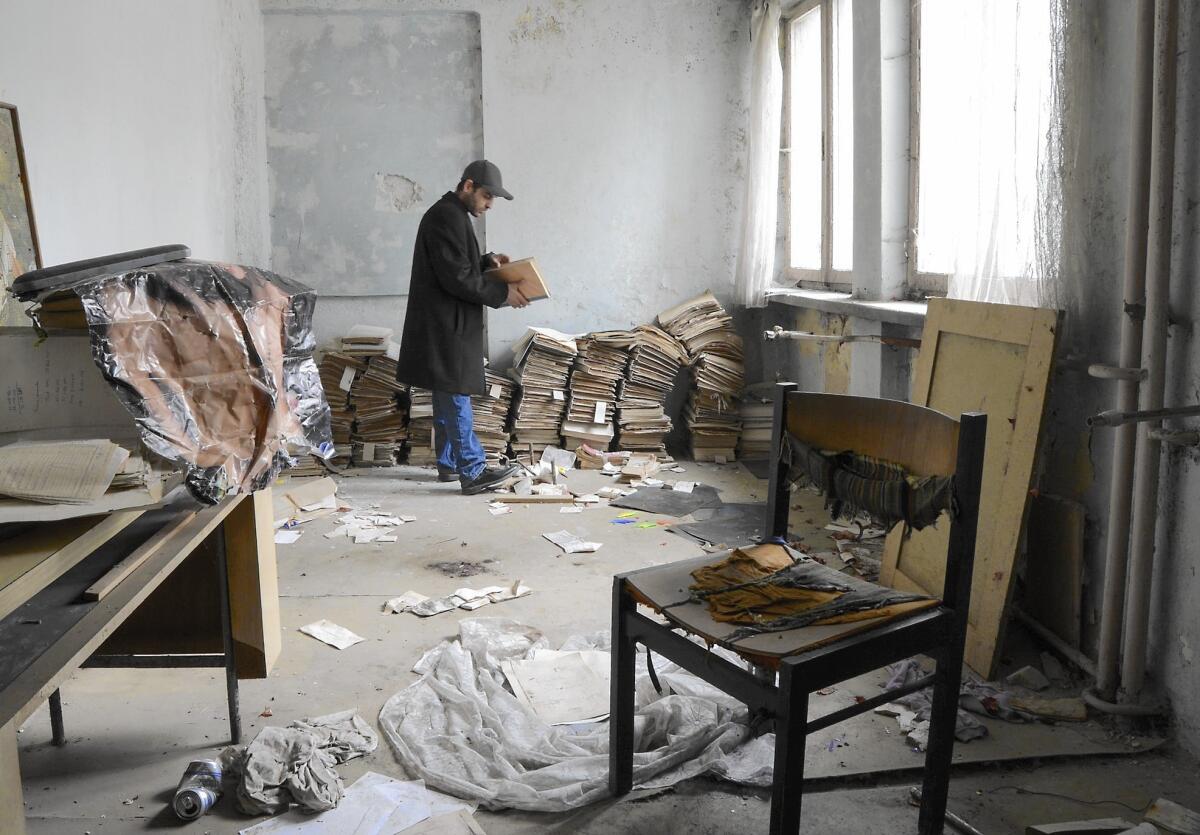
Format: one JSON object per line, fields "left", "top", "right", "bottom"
{"left": 377, "top": 617, "right": 774, "bottom": 812}
{"left": 233, "top": 709, "right": 378, "bottom": 815}
{"left": 78, "top": 260, "right": 332, "bottom": 502}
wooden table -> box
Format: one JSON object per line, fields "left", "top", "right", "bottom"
{"left": 0, "top": 489, "right": 280, "bottom": 834}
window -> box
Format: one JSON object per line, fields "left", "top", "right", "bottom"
{"left": 783, "top": 0, "right": 853, "bottom": 288}
{"left": 909, "top": 0, "right": 1061, "bottom": 301}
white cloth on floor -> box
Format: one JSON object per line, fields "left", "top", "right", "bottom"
{"left": 377, "top": 617, "right": 763, "bottom": 812}
{"left": 236, "top": 709, "right": 379, "bottom": 815}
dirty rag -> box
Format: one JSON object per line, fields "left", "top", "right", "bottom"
{"left": 235, "top": 709, "right": 379, "bottom": 815}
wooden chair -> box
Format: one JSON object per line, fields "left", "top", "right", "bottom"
{"left": 608, "top": 384, "right": 986, "bottom": 834}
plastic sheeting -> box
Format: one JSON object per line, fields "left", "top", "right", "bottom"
{"left": 78, "top": 260, "right": 332, "bottom": 502}
{"left": 378, "top": 617, "right": 775, "bottom": 813}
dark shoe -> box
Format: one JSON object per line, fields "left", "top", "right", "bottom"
{"left": 437, "top": 467, "right": 458, "bottom": 483}
{"left": 460, "top": 464, "right": 519, "bottom": 495}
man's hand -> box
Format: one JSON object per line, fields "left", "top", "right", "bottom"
{"left": 506, "top": 285, "right": 529, "bottom": 308}
{"left": 489, "top": 253, "right": 512, "bottom": 269}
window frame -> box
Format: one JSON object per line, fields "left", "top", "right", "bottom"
{"left": 782, "top": 0, "right": 852, "bottom": 291}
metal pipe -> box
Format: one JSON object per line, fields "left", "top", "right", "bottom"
{"left": 1088, "top": 363, "right": 1148, "bottom": 382}
{"left": 762, "top": 325, "right": 921, "bottom": 349}
{"left": 1011, "top": 607, "right": 1097, "bottom": 678}
{"left": 1082, "top": 686, "right": 1164, "bottom": 717}
{"left": 1095, "top": 0, "right": 1156, "bottom": 701}
{"left": 1120, "top": 0, "right": 1179, "bottom": 707}
{"left": 1088, "top": 404, "right": 1200, "bottom": 427}
{"left": 1147, "top": 428, "right": 1200, "bottom": 446}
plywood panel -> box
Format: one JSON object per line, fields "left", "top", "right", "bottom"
{"left": 0, "top": 719, "right": 24, "bottom": 835}
{"left": 882, "top": 298, "right": 1060, "bottom": 677}
{"left": 224, "top": 488, "right": 281, "bottom": 678}
{"left": 1023, "top": 494, "right": 1085, "bottom": 648}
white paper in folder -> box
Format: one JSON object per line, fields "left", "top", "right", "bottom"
{"left": 0, "top": 439, "right": 128, "bottom": 503}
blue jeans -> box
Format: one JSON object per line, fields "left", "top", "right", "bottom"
{"left": 432, "top": 391, "right": 486, "bottom": 481}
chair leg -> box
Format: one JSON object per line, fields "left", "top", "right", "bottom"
{"left": 608, "top": 577, "right": 637, "bottom": 797}
{"left": 769, "top": 665, "right": 809, "bottom": 834}
{"left": 918, "top": 647, "right": 964, "bottom": 835}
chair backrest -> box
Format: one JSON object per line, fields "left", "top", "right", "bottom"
{"left": 764, "top": 383, "right": 986, "bottom": 610}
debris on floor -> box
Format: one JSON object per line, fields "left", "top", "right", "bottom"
{"left": 500, "top": 649, "right": 611, "bottom": 725}
{"left": 427, "top": 560, "right": 494, "bottom": 577}
{"left": 238, "top": 771, "right": 478, "bottom": 834}
{"left": 384, "top": 581, "right": 532, "bottom": 617}
{"left": 274, "top": 529, "right": 303, "bottom": 545}
{"left": 298, "top": 620, "right": 365, "bottom": 650}
{"left": 542, "top": 530, "right": 603, "bottom": 554}
{"left": 377, "top": 617, "right": 773, "bottom": 813}
{"left": 1024, "top": 819, "right": 1140, "bottom": 835}
{"left": 228, "top": 709, "right": 377, "bottom": 817}
{"left": 1144, "top": 797, "right": 1200, "bottom": 834}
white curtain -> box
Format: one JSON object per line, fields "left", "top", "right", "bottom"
{"left": 734, "top": 0, "right": 783, "bottom": 308}
{"left": 918, "top": 0, "right": 1065, "bottom": 308}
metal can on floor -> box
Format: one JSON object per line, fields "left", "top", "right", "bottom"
{"left": 171, "top": 758, "right": 222, "bottom": 820}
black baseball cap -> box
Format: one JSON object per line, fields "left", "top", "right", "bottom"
{"left": 461, "top": 159, "right": 513, "bottom": 200}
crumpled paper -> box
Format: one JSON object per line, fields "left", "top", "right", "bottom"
{"left": 232, "top": 709, "right": 378, "bottom": 815}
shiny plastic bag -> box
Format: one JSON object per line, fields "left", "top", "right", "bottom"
{"left": 78, "top": 260, "right": 333, "bottom": 502}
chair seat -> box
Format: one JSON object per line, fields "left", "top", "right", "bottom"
{"left": 625, "top": 548, "right": 941, "bottom": 668}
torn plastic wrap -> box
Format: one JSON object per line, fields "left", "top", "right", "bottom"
{"left": 77, "top": 260, "right": 333, "bottom": 503}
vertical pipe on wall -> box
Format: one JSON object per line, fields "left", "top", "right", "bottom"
{"left": 1119, "top": 0, "right": 1179, "bottom": 705}
{"left": 1094, "top": 0, "right": 1156, "bottom": 702}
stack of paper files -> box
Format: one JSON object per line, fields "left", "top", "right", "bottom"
{"left": 317, "top": 351, "right": 365, "bottom": 468}
{"left": 471, "top": 368, "right": 515, "bottom": 464}
{"left": 508, "top": 327, "right": 577, "bottom": 460}
{"left": 405, "top": 387, "right": 437, "bottom": 465}
{"left": 738, "top": 387, "right": 775, "bottom": 461}
{"left": 337, "top": 324, "right": 393, "bottom": 357}
{"left": 349, "top": 346, "right": 407, "bottom": 466}
{"left": 0, "top": 439, "right": 129, "bottom": 503}
{"left": 615, "top": 325, "right": 687, "bottom": 455}
{"left": 658, "top": 291, "right": 745, "bottom": 461}
{"left": 561, "top": 332, "right": 630, "bottom": 451}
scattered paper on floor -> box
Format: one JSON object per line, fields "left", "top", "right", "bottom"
{"left": 299, "top": 619, "right": 365, "bottom": 650}
{"left": 238, "top": 771, "right": 473, "bottom": 835}
{"left": 542, "top": 530, "right": 602, "bottom": 554}
{"left": 274, "top": 529, "right": 303, "bottom": 545}
{"left": 384, "top": 591, "right": 429, "bottom": 613}
{"left": 501, "top": 650, "right": 611, "bottom": 725}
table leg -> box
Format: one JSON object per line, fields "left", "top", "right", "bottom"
{"left": 1, "top": 718, "right": 27, "bottom": 835}
{"left": 215, "top": 534, "right": 241, "bottom": 745}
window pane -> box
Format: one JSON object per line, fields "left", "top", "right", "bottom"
{"left": 830, "top": 0, "right": 853, "bottom": 271}
{"left": 917, "top": 0, "right": 1052, "bottom": 279}
{"left": 789, "top": 7, "right": 822, "bottom": 271}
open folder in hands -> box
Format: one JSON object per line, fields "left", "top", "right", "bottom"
{"left": 486, "top": 257, "right": 550, "bottom": 306}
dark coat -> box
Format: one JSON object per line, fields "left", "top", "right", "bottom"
{"left": 396, "top": 192, "right": 507, "bottom": 396}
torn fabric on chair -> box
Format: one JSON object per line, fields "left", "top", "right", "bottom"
{"left": 781, "top": 436, "right": 956, "bottom": 531}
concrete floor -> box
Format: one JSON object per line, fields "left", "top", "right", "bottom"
{"left": 15, "top": 462, "right": 1200, "bottom": 833}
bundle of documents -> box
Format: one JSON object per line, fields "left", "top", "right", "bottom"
{"left": 317, "top": 351, "right": 365, "bottom": 468}
{"left": 348, "top": 348, "right": 407, "bottom": 466}
{"left": 658, "top": 292, "right": 745, "bottom": 461}
{"left": 337, "top": 324, "right": 393, "bottom": 356}
{"left": 509, "top": 327, "right": 577, "bottom": 460}
{"left": 31, "top": 290, "right": 88, "bottom": 330}
{"left": 405, "top": 387, "right": 437, "bottom": 465}
{"left": 0, "top": 439, "right": 181, "bottom": 522}
{"left": 471, "top": 368, "right": 515, "bottom": 464}
{"left": 738, "top": 387, "right": 775, "bottom": 461}
{"left": 615, "top": 325, "right": 687, "bottom": 455}
{"left": 0, "top": 439, "right": 129, "bottom": 504}
{"left": 561, "top": 332, "right": 630, "bottom": 451}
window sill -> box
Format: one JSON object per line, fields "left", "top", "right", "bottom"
{"left": 765, "top": 288, "right": 927, "bottom": 329}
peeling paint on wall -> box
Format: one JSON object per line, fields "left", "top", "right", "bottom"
{"left": 374, "top": 173, "right": 424, "bottom": 213}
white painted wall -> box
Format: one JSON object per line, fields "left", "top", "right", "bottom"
{"left": 0, "top": 0, "right": 269, "bottom": 281}
{"left": 261, "top": 0, "right": 751, "bottom": 362}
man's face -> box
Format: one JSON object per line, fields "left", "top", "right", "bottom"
{"left": 463, "top": 182, "right": 494, "bottom": 217}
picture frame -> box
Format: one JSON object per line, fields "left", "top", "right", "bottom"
{"left": 1, "top": 102, "right": 43, "bottom": 321}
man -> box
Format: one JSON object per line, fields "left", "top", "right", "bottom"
{"left": 397, "top": 160, "right": 528, "bottom": 494}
